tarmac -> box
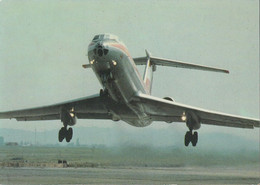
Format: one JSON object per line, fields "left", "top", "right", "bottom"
{"left": 0, "top": 166, "right": 259, "bottom": 185}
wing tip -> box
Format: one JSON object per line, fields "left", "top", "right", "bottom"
{"left": 253, "top": 121, "right": 260, "bottom": 128}
{"left": 224, "top": 70, "right": 230, "bottom": 74}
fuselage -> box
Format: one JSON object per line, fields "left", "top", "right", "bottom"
{"left": 87, "top": 34, "right": 151, "bottom": 127}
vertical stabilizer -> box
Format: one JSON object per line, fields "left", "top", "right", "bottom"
{"left": 143, "top": 50, "right": 156, "bottom": 94}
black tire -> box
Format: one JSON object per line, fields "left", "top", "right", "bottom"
{"left": 100, "top": 89, "right": 104, "bottom": 96}
{"left": 191, "top": 132, "right": 198, "bottom": 147}
{"left": 58, "top": 127, "right": 66, "bottom": 142}
{"left": 184, "top": 131, "right": 191, "bottom": 146}
{"left": 66, "top": 127, "right": 73, "bottom": 143}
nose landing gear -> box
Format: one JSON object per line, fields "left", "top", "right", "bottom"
{"left": 100, "top": 72, "right": 114, "bottom": 84}
{"left": 184, "top": 130, "right": 198, "bottom": 147}
{"left": 100, "top": 89, "right": 108, "bottom": 97}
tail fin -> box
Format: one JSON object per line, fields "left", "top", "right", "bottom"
{"left": 143, "top": 50, "right": 156, "bottom": 94}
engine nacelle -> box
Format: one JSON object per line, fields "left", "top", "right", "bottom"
{"left": 163, "top": 97, "right": 175, "bottom": 102}
{"left": 61, "top": 109, "right": 77, "bottom": 126}
{"left": 186, "top": 112, "right": 201, "bottom": 130}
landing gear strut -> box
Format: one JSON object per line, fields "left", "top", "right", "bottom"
{"left": 184, "top": 130, "right": 198, "bottom": 147}
{"left": 100, "top": 88, "right": 108, "bottom": 97}
{"left": 58, "top": 125, "right": 73, "bottom": 143}
{"left": 100, "top": 72, "right": 114, "bottom": 84}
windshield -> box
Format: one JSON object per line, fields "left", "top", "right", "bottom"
{"left": 92, "top": 35, "right": 100, "bottom": 41}
{"left": 92, "top": 34, "right": 119, "bottom": 42}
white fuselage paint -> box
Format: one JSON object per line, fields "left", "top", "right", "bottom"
{"left": 88, "top": 35, "right": 152, "bottom": 127}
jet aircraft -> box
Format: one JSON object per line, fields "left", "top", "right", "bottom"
{"left": 0, "top": 34, "right": 259, "bottom": 146}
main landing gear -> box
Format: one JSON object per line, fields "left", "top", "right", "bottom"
{"left": 58, "top": 108, "right": 76, "bottom": 143}
{"left": 58, "top": 126, "right": 73, "bottom": 143}
{"left": 58, "top": 117, "right": 73, "bottom": 143}
{"left": 185, "top": 130, "right": 198, "bottom": 147}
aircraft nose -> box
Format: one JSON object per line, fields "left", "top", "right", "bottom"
{"left": 94, "top": 42, "right": 109, "bottom": 57}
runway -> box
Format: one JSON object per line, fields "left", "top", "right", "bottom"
{"left": 0, "top": 166, "right": 258, "bottom": 185}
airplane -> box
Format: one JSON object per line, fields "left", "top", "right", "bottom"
{"left": 0, "top": 33, "right": 259, "bottom": 147}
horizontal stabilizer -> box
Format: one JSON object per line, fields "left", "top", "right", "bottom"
{"left": 133, "top": 56, "right": 229, "bottom": 74}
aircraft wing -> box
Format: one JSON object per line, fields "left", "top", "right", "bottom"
{"left": 0, "top": 94, "right": 112, "bottom": 121}
{"left": 133, "top": 93, "right": 260, "bottom": 129}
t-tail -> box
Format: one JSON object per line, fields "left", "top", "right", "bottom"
{"left": 143, "top": 50, "right": 156, "bottom": 94}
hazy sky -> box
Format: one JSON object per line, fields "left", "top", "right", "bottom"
{"left": 0, "top": 1, "right": 259, "bottom": 142}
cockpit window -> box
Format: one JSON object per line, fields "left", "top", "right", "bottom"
{"left": 92, "top": 35, "right": 100, "bottom": 41}
{"left": 92, "top": 34, "right": 122, "bottom": 43}
{"left": 108, "top": 34, "right": 119, "bottom": 41}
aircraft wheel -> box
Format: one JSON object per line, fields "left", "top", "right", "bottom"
{"left": 58, "top": 127, "right": 66, "bottom": 142}
{"left": 100, "top": 89, "right": 109, "bottom": 97}
{"left": 100, "top": 89, "right": 104, "bottom": 96}
{"left": 66, "top": 127, "right": 73, "bottom": 143}
{"left": 184, "top": 131, "right": 192, "bottom": 146}
{"left": 191, "top": 132, "right": 198, "bottom": 147}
